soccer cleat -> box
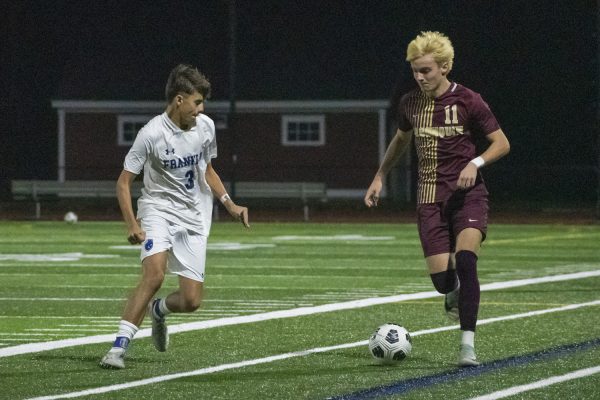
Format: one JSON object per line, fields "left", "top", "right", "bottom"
{"left": 148, "top": 299, "right": 169, "bottom": 352}
{"left": 457, "top": 344, "right": 480, "bottom": 367}
{"left": 99, "top": 348, "right": 125, "bottom": 369}
{"left": 444, "top": 286, "right": 460, "bottom": 321}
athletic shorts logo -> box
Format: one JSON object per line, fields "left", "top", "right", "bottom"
{"left": 144, "top": 239, "right": 154, "bottom": 251}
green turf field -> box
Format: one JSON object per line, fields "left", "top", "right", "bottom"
{"left": 0, "top": 221, "right": 599, "bottom": 399}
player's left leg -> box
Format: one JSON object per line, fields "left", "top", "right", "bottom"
{"left": 165, "top": 277, "right": 204, "bottom": 312}
{"left": 455, "top": 227, "right": 482, "bottom": 366}
{"left": 147, "top": 277, "right": 203, "bottom": 352}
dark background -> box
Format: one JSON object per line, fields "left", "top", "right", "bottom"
{"left": 2, "top": 0, "right": 598, "bottom": 208}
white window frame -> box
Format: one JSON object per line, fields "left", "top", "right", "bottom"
{"left": 281, "top": 115, "right": 325, "bottom": 146}
{"left": 117, "top": 115, "right": 153, "bottom": 146}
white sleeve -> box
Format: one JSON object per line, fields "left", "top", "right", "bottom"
{"left": 206, "top": 133, "right": 217, "bottom": 163}
{"left": 123, "top": 129, "right": 149, "bottom": 174}
{"left": 199, "top": 115, "right": 217, "bottom": 163}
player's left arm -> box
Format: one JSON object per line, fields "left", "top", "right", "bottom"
{"left": 204, "top": 163, "right": 250, "bottom": 228}
{"left": 457, "top": 129, "right": 510, "bottom": 190}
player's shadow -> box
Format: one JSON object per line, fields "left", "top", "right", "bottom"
{"left": 340, "top": 347, "right": 450, "bottom": 368}
{"left": 175, "top": 352, "right": 443, "bottom": 385}
{"left": 20, "top": 353, "right": 157, "bottom": 374}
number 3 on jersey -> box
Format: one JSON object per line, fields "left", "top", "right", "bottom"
{"left": 184, "top": 170, "right": 195, "bottom": 189}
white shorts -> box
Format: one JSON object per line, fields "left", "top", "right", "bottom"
{"left": 140, "top": 215, "right": 207, "bottom": 282}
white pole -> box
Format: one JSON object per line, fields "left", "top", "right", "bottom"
{"left": 57, "top": 109, "right": 65, "bottom": 182}
{"left": 378, "top": 108, "right": 387, "bottom": 197}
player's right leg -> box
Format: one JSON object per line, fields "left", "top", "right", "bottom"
{"left": 442, "top": 255, "right": 459, "bottom": 321}
{"left": 418, "top": 203, "right": 459, "bottom": 319}
{"left": 99, "top": 320, "right": 137, "bottom": 369}
{"left": 426, "top": 253, "right": 459, "bottom": 320}
{"left": 100, "top": 251, "right": 168, "bottom": 369}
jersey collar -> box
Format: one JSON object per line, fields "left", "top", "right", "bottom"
{"left": 161, "top": 112, "right": 185, "bottom": 134}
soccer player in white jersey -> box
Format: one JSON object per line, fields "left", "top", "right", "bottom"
{"left": 100, "top": 64, "right": 249, "bottom": 369}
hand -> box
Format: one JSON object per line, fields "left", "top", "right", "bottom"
{"left": 226, "top": 202, "right": 250, "bottom": 228}
{"left": 364, "top": 176, "right": 383, "bottom": 207}
{"left": 456, "top": 162, "right": 478, "bottom": 190}
{"left": 127, "top": 226, "right": 146, "bottom": 244}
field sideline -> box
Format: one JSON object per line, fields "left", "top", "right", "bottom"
{"left": 0, "top": 221, "right": 599, "bottom": 399}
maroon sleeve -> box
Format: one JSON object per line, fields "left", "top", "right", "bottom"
{"left": 469, "top": 94, "right": 500, "bottom": 136}
{"left": 396, "top": 94, "right": 413, "bottom": 132}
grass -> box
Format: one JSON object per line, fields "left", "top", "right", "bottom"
{"left": 0, "top": 220, "right": 599, "bottom": 399}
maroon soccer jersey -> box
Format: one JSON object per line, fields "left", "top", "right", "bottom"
{"left": 397, "top": 83, "right": 500, "bottom": 204}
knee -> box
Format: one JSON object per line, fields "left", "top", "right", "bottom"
{"left": 430, "top": 270, "right": 458, "bottom": 294}
{"left": 141, "top": 270, "right": 165, "bottom": 292}
{"left": 455, "top": 250, "right": 478, "bottom": 274}
{"left": 182, "top": 296, "right": 202, "bottom": 312}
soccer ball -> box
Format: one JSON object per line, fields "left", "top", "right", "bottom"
{"left": 368, "top": 323, "right": 412, "bottom": 364}
{"left": 64, "top": 211, "right": 78, "bottom": 224}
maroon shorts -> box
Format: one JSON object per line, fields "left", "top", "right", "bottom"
{"left": 417, "top": 189, "right": 488, "bottom": 257}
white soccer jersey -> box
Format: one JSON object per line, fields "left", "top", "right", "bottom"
{"left": 124, "top": 112, "right": 217, "bottom": 236}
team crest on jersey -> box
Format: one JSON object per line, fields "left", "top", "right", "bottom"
{"left": 144, "top": 239, "right": 154, "bottom": 251}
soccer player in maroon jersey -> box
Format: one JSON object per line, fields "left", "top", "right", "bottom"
{"left": 365, "top": 31, "right": 510, "bottom": 366}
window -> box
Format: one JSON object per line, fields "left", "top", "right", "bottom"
{"left": 281, "top": 115, "right": 325, "bottom": 146}
{"left": 118, "top": 115, "right": 152, "bottom": 146}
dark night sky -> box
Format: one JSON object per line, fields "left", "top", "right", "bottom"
{"left": 1, "top": 1, "right": 598, "bottom": 201}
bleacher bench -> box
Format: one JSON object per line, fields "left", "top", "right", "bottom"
{"left": 11, "top": 180, "right": 327, "bottom": 221}
{"left": 11, "top": 180, "right": 143, "bottom": 219}
{"left": 224, "top": 181, "right": 327, "bottom": 221}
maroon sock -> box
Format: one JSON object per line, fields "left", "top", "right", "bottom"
{"left": 430, "top": 269, "right": 458, "bottom": 294}
{"left": 455, "top": 250, "right": 480, "bottom": 332}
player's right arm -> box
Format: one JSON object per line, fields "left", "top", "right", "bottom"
{"left": 116, "top": 170, "right": 145, "bottom": 244}
{"left": 364, "top": 128, "right": 413, "bottom": 207}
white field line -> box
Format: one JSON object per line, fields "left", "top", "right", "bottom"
{"left": 2, "top": 269, "right": 600, "bottom": 359}
{"left": 0, "top": 264, "right": 137, "bottom": 268}
{"left": 24, "top": 300, "right": 600, "bottom": 400}
{"left": 467, "top": 365, "right": 600, "bottom": 400}
{"left": 0, "top": 297, "right": 125, "bottom": 301}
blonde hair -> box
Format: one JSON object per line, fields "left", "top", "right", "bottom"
{"left": 406, "top": 31, "right": 454, "bottom": 71}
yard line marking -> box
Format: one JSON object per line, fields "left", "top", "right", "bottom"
{"left": 332, "top": 338, "right": 600, "bottom": 400}
{"left": 0, "top": 297, "right": 125, "bottom": 301}
{"left": 0, "top": 264, "right": 137, "bottom": 268}
{"left": 26, "top": 329, "right": 115, "bottom": 332}
{"left": 2, "top": 269, "right": 599, "bottom": 358}
{"left": 272, "top": 234, "right": 395, "bottom": 241}
{"left": 0, "top": 333, "right": 86, "bottom": 337}
{"left": 0, "top": 253, "right": 119, "bottom": 262}
{"left": 22, "top": 301, "right": 600, "bottom": 400}
{"left": 0, "top": 273, "right": 140, "bottom": 277}
{"left": 0, "top": 316, "right": 125, "bottom": 319}
{"left": 486, "top": 232, "right": 590, "bottom": 245}
{"left": 467, "top": 366, "right": 600, "bottom": 400}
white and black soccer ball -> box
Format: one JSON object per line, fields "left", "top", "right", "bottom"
{"left": 368, "top": 323, "right": 412, "bottom": 364}
{"left": 63, "top": 211, "right": 78, "bottom": 224}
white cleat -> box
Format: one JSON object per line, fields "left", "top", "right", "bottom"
{"left": 458, "top": 344, "right": 480, "bottom": 367}
{"left": 148, "top": 300, "right": 169, "bottom": 352}
{"left": 99, "top": 348, "right": 125, "bottom": 369}
{"left": 444, "top": 286, "right": 460, "bottom": 321}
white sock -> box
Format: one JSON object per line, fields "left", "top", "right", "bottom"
{"left": 110, "top": 320, "right": 138, "bottom": 352}
{"left": 157, "top": 298, "right": 172, "bottom": 318}
{"left": 461, "top": 330, "right": 475, "bottom": 347}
